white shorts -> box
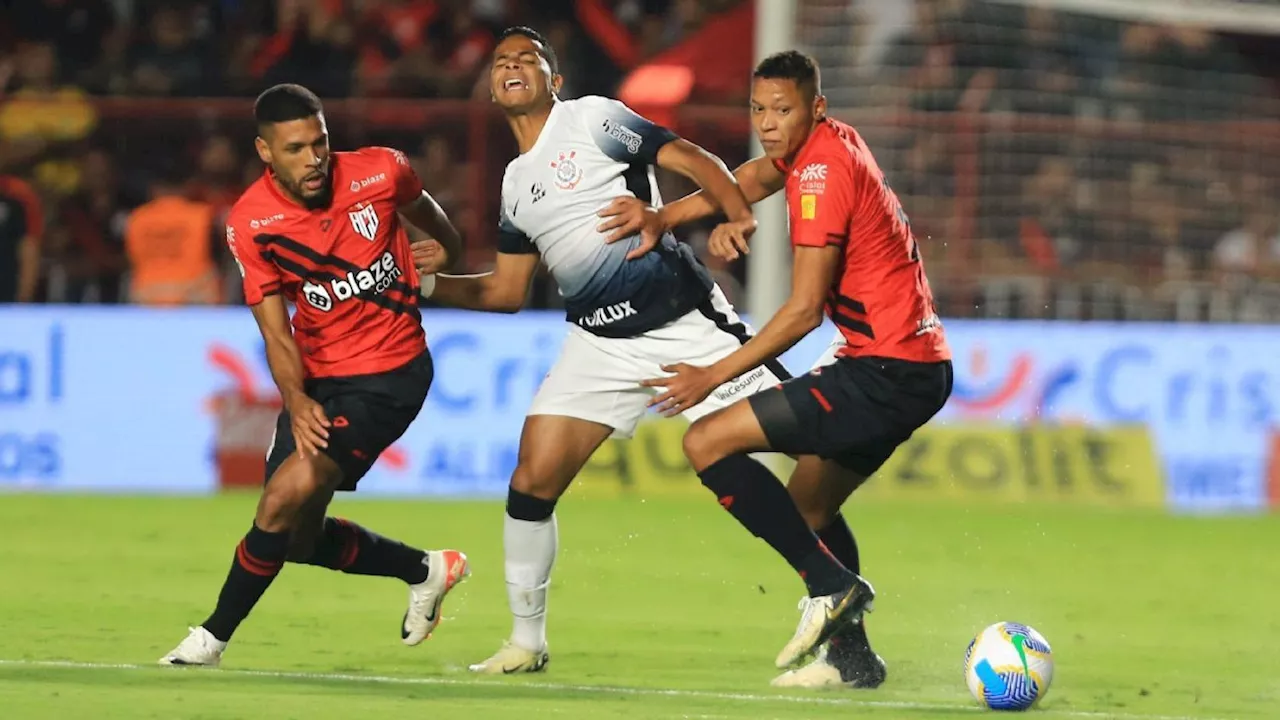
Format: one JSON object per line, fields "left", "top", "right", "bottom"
{"left": 528, "top": 286, "right": 789, "bottom": 438}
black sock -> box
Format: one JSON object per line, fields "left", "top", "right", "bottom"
{"left": 817, "top": 513, "right": 860, "bottom": 575}
{"left": 295, "top": 517, "right": 429, "bottom": 584}
{"left": 818, "top": 514, "right": 872, "bottom": 652}
{"left": 698, "top": 454, "right": 852, "bottom": 597}
{"left": 202, "top": 525, "right": 291, "bottom": 642}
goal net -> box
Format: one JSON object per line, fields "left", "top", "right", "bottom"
{"left": 794, "top": 0, "right": 1280, "bottom": 322}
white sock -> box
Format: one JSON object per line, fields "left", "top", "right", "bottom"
{"left": 504, "top": 511, "right": 557, "bottom": 652}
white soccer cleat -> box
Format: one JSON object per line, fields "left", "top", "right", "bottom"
{"left": 468, "top": 640, "right": 550, "bottom": 674}
{"left": 402, "top": 549, "right": 470, "bottom": 646}
{"left": 775, "top": 576, "right": 875, "bottom": 669}
{"left": 158, "top": 626, "right": 227, "bottom": 667}
{"left": 771, "top": 644, "right": 845, "bottom": 688}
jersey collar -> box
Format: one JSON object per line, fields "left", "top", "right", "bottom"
{"left": 517, "top": 100, "right": 564, "bottom": 160}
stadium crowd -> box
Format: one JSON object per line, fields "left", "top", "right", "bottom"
{"left": 1, "top": 0, "right": 1278, "bottom": 321}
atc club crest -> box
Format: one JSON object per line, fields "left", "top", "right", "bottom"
{"left": 348, "top": 202, "right": 380, "bottom": 241}
{"left": 550, "top": 150, "right": 583, "bottom": 190}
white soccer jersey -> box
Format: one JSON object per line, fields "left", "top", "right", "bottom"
{"left": 497, "top": 96, "right": 714, "bottom": 338}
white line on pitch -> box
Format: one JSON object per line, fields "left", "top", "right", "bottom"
{"left": 0, "top": 659, "right": 1228, "bottom": 720}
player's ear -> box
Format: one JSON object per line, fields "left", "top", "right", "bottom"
{"left": 254, "top": 135, "right": 272, "bottom": 166}
{"left": 550, "top": 73, "right": 563, "bottom": 97}
{"left": 813, "top": 93, "right": 827, "bottom": 122}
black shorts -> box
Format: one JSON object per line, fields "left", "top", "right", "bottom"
{"left": 749, "top": 355, "right": 953, "bottom": 477}
{"left": 265, "top": 350, "right": 433, "bottom": 491}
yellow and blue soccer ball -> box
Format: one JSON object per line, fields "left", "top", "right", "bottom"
{"left": 964, "top": 622, "right": 1054, "bottom": 711}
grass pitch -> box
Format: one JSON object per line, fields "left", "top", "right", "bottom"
{"left": 0, "top": 492, "right": 1276, "bottom": 719}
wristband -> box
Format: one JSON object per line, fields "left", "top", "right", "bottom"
{"left": 419, "top": 273, "right": 437, "bottom": 299}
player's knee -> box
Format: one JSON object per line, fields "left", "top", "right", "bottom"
{"left": 682, "top": 418, "right": 726, "bottom": 472}
{"left": 508, "top": 463, "right": 564, "bottom": 504}
{"left": 259, "top": 458, "right": 331, "bottom": 530}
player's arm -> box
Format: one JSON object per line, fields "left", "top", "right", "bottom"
{"left": 382, "top": 145, "right": 462, "bottom": 271}
{"left": 660, "top": 155, "right": 786, "bottom": 230}
{"left": 421, "top": 252, "right": 540, "bottom": 313}
{"left": 398, "top": 190, "right": 463, "bottom": 272}
{"left": 653, "top": 139, "right": 755, "bottom": 229}
{"left": 644, "top": 245, "right": 840, "bottom": 416}
{"left": 418, "top": 187, "right": 539, "bottom": 313}
{"left": 710, "top": 154, "right": 856, "bottom": 377}
{"left": 708, "top": 245, "right": 838, "bottom": 382}
{"left": 598, "top": 154, "right": 786, "bottom": 260}
{"left": 249, "top": 294, "right": 331, "bottom": 457}
{"left": 249, "top": 294, "right": 308, "bottom": 412}
{"left": 226, "top": 216, "right": 330, "bottom": 456}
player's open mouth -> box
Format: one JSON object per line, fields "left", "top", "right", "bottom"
{"left": 303, "top": 175, "right": 325, "bottom": 191}
{"left": 503, "top": 78, "right": 530, "bottom": 93}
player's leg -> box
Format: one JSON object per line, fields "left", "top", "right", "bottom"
{"left": 160, "top": 448, "right": 345, "bottom": 666}
{"left": 470, "top": 329, "right": 643, "bottom": 674}
{"left": 773, "top": 456, "right": 887, "bottom": 689}
{"left": 680, "top": 395, "right": 874, "bottom": 670}
{"left": 285, "top": 352, "right": 470, "bottom": 646}
{"left": 468, "top": 413, "right": 615, "bottom": 674}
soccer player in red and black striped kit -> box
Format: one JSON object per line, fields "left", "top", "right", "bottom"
{"left": 161, "top": 84, "right": 471, "bottom": 666}
{"left": 602, "top": 51, "right": 953, "bottom": 687}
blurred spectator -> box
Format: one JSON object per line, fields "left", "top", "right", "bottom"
{"left": 129, "top": 6, "right": 214, "bottom": 97}
{"left": 0, "top": 174, "right": 43, "bottom": 303}
{"left": 0, "top": 42, "right": 98, "bottom": 196}
{"left": 4, "top": 0, "right": 117, "bottom": 89}
{"left": 124, "top": 165, "right": 221, "bottom": 306}
{"left": 186, "top": 134, "right": 243, "bottom": 219}
{"left": 1214, "top": 211, "right": 1280, "bottom": 278}
{"left": 49, "top": 148, "right": 131, "bottom": 304}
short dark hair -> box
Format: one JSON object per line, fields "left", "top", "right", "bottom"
{"left": 254, "top": 83, "right": 323, "bottom": 128}
{"left": 753, "top": 50, "right": 821, "bottom": 99}
{"left": 498, "top": 25, "right": 559, "bottom": 74}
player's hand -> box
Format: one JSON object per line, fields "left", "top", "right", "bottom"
{"left": 596, "top": 197, "right": 665, "bottom": 260}
{"left": 707, "top": 218, "right": 756, "bottom": 261}
{"left": 410, "top": 239, "right": 450, "bottom": 275}
{"left": 641, "top": 363, "right": 721, "bottom": 418}
{"left": 285, "top": 393, "right": 331, "bottom": 459}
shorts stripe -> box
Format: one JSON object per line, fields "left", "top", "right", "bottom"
{"left": 694, "top": 294, "right": 792, "bottom": 381}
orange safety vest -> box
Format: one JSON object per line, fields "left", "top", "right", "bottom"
{"left": 125, "top": 195, "right": 220, "bottom": 305}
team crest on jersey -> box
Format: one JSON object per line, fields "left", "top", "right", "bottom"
{"left": 348, "top": 202, "right": 380, "bottom": 241}
{"left": 550, "top": 150, "right": 583, "bottom": 190}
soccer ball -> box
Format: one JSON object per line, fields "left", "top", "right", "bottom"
{"left": 963, "top": 622, "right": 1054, "bottom": 711}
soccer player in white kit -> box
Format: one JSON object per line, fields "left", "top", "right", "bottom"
{"left": 414, "top": 27, "right": 840, "bottom": 674}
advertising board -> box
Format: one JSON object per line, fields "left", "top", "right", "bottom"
{"left": 2, "top": 308, "right": 1275, "bottom": 511}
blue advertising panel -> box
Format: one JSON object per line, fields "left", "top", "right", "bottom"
{"left": 2, "top": 308, "right": 1276, "bottom": 510}
{"left": 941, "top": 322, "right": 1280, "bottom": 511}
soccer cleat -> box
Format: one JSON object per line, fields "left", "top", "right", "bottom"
{"left": 158, "top": 626, "right": 227, "bottom": 667}
{"left": 468, "top": 640, "right": 550, "bottom": 674}
{"left": 770, "top": 641, "right": 887, "bottom": 689}
{"left": 775, "top": 575, "right": 875, "bottom": 669}
{"left": 401, "top": 549, "right": 470, "bottom": 646}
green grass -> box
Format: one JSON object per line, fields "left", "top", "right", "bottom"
{"left": 0, "top": 492, "right": 1276, "bottom": 719}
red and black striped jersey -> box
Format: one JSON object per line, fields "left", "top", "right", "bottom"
{"left": 226, "top": 147, "right": 425, "bottom": 379}
{"left": 774, "top": 119, "right": 950, "bottom": 364}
